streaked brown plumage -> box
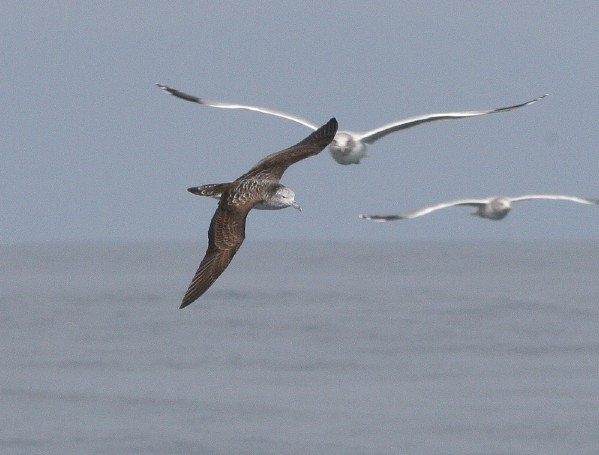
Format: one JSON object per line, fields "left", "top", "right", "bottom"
{"left": 180, "top": 117, "right": 338, "bottom": 308}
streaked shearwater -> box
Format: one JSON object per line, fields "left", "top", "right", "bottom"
{"left": 180, "top": 117, "right": 338, "bottom": 308}
{"left": 360, "top": 195, "right": 599, "bottom": 222}
{"left": 157, "top": 83, "right": 547, "bottom": 165}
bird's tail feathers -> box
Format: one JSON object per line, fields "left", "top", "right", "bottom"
{"left": 188, "top": 183, "right": 230, "bottom": 198}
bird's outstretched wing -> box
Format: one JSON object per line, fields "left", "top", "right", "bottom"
{"left": 358, "top": 94, "right": 548, "bottom": 145}
{"left": 509, "top": 194, "right": 599, "bottom": 205}
{"left": 156, "top": 84, "right": 319, "bottom": 130}
{"left": 180, "top": 201, "right": 250, "bottom": 308}
{"left": 360, "top": 198, "right": 490, "bottom": 221}
{"left": 243, "top": 117, "right": 338, "bottom": 180}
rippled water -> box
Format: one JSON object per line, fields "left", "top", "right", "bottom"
{"left": 1, "top": 240, "right": 598, "bottom": 454}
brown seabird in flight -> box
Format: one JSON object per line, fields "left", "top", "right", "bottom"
{"left": 179, "top": 117, "right": 338, "bottom": 308}
{"left": 157, "top": 83, "right": 547, "bottom": 165}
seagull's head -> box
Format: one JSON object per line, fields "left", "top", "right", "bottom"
{"left": 266, "top": 185, "right": 302, "bottom": 211}
{"left": 484, "top": 197, "right": 512, "bottom": 220}
{"left": 328, "top": 132, "right": 366, "bottom": 165}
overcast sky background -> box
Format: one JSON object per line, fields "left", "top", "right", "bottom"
{"left": 2, "top": 1, "right": 598, "bottom": 244}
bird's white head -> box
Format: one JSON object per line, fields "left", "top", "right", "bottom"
{"left": 328, "top": 132, "right": 367, "bottom": 165}
{"left": 482, "top": 197, "right": 512, "bottom": 220}
{"left": 496, "top": 197, "right": 512, "bottom": 211}
{"left": 264, "top": 186, "right": 302, "bottom": 211}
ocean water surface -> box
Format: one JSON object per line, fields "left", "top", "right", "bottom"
{"left": 1, "top": 240, "right": 598, "bottom": 454}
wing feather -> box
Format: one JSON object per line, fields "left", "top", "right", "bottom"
{"left": 180, "top": 201, "right": 250, "bottom": 308}
{"left": 509, "top": 194, "right": 599, "bottom": 205}
{"left": 156, "top": 84, "right": 318, "bottom": 130}
{"left": 243, "top": 117, "right": 337, "bottom": 180}
{"left": 360, "top": 198, "right": 489, "bottom": 221}
{"left": 358, "top": 95, "right": 548, "bottom": 144}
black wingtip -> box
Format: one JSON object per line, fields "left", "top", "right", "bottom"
{"left": 155, "top": 84, "right": 201, "bottom": 103}
{"left": 326, "top": 117, "right": 338, "bottom": 131}
{"left": 314, "top": 117, "right": 338, "bottom": 139}
{"left": 179, "top": 295, "right": 196, "bottom": 309}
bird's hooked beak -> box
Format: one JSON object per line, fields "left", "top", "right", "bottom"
{"left": 291, "top": 200, "right": 302, "bottom": 212}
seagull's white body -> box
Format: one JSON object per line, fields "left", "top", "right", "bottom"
{"left": 360, "top": 195, "right": 599, "bottom": 222}
{"left": 157, "top": 84, "right": 547, "bottom": 165}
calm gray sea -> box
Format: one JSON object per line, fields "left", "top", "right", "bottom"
{"left": 1, "top": 240, "right": 598, "bottom": 455}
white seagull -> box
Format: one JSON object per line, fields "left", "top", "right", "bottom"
{"left": 360, "top": 195, "right": 599, "bottom": 222}
{"left": 156, "top": 83, "right": 547, "bottom": 165}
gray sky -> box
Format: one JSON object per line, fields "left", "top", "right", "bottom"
{"left": 2, "top": 1, "right": 598, "bottom": 244}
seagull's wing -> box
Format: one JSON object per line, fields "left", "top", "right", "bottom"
{"left": 509, "top": 194, "right": 599, "bottom": 205}
{"left": 243, "top": 118, "right": 338, "bottom": 181}
{"left": 359, "top": 198, "right": 490, "bottom": 221}
{"left": 180, "top": 200, "right": 251, "bottom": 308}
{"left": 357, "top": 94, "right": 548, "bottom": 145}
{"left": 156, "top": 84, "right": 319, "bottom": 130}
